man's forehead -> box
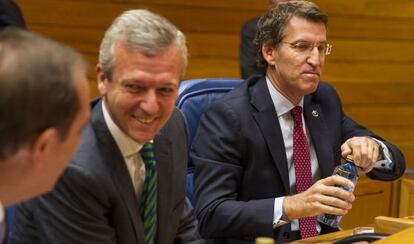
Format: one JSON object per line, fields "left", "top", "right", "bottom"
{"left": 284, "top": 16, "right": 326, "bottom": 35}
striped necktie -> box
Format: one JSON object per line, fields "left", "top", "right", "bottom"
{"left": 140, "top": 142, "right": 157, "bottom": 244}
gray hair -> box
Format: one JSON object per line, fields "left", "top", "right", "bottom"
{"left": 99, "top": 9, "right": 188, "bottom": 79}
{"left": 0, "top": 28, "right": 87, "bottom": 160}
{"left": 255, "top": 0, "right": 328, "bottom": 71}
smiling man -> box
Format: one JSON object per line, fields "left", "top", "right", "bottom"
{"left": 191, "top": 1, "right": 405, "bottom": 243}
{"left": 11, "top": 10, "right": 203, "bottom": 244}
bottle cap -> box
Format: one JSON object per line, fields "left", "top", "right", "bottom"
{"left": 346, "top": 155, "right": 353, "bottom": 162}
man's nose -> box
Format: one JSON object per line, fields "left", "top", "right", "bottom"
{"left": 307, "top": 48, "right": 323, "bottom": 67}
{"left": 140, "top": 90, "right": 159, "bottom": 115}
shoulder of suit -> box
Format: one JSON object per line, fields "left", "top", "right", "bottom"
{"left": 314, "top": 81, "right": 337, "bottom": 94}
{"left": 159, "top": 108, "right": 186, "bottom": 135}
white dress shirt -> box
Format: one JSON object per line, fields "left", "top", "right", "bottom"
{"left": 265, "top": 77, "right": 393, "bottom": 232}
{"left": 102, "top": 102, "right": 146, "bottom": 201}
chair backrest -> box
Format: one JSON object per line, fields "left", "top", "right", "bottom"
{"left": 5, "top": 205, "right": 15, "bottom": 241}
{"left": 176, "top": 78, "right": 243, "bottom": 201}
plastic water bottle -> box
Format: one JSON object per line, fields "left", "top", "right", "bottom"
{"left": 317, "top": 155, "right": 359, "bottom": 227}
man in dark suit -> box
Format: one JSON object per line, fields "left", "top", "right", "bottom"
{"left": 0, "top": 0, "right": 27, "bottom": 29}
{"left": 240, "top": 15, "right": 260, "bottom": 79}
{"left": 0, "top": 28, "right": 90, "bottom": 242}
{"left": 239, "top": 0, "right": 289, "bottom": 79}
{"left": 192, "top": 1, "right": 405, "bottom": 243}
{"left": 11, "top": 10, "right": 203, "bottom": 244}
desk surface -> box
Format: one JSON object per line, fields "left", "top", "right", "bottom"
{"left": 290, "top": 230, "right": 354, "bottom": 244}
{"left": 374, "top": 226, "right": 414, "bottom": 243}
{"left": 290, "top": 217, "right": 414, "bottom": 244}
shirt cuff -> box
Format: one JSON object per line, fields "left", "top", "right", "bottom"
{"left": 273, "top": 197, "right": 288, "bottom": 229}
{"left": 372, "top": 138, "right": 393, "bottom": 170}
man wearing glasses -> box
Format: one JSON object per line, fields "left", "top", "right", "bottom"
{"left": 191, "top": 1, "right": 405, "bottom": 243}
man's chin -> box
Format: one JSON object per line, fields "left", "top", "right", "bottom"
{"left": 303, "top": 83, "right": 319, "bottom": 96}
{"left": 129, "top": 131, "right": 158, "bottom": 144}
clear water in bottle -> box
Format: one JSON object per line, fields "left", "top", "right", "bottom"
{"left": 317, "top": 155, "right": 359, "bottom": 227}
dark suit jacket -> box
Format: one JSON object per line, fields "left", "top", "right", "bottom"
{"left": 239, "top": 17, "right": 260, "bottom": 80}
{"left": 0, "top": 0, "right": 26, "bottom": 29}
{"left": 191, "top": 76, "right": 405, "bottom": 243}
{"left": 10, "top": 99, "right": 203, "bottom": 244}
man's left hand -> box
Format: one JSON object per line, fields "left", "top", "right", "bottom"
{"left": 341, "top": 136, "right": 381, "bottom": 173}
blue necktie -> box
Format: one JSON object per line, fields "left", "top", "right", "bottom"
{"left": 140, "top": 142, "right": 157, "bottom": 244}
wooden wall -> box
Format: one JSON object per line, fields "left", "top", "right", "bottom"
{"left": 15, "top": 0, "right": 414, "bottom": 168}
{"left": 15, "top": 0, "right": 414, "bottom": 229}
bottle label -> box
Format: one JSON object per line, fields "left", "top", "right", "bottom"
{"left": 317, "top": 162, "right": 358, "bottom": 228}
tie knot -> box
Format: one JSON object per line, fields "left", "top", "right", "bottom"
{"left": 140, "top": 142, "right": 155, "bottom": 166}
{"left": 142, "top": 142, "right": 154, "bottom": 150}
{"left": 291, "top": 106, "right": 303, "bottom": 123}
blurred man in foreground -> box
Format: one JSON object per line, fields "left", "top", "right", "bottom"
{"left": 0, "top": 28, "right": 90, "bottom": 241}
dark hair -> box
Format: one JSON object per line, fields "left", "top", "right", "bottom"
{"left": 254, "top": 0, "right": 328, "bottom": 72}
{"left": 0, "top": 28, "right": 86, "bottom": 160}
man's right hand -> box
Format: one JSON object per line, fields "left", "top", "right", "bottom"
{"left": 283, "top": 175, "right": 355, "bottom": 221}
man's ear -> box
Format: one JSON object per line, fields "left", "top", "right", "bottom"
{"left": 30, "top": 128, "right": 60, "bottom": 166}
{"left": 96, "top": 63, "right": 107, "bottom": 96}
{"left": 262, "top": 44, "right": 277, "bottom": 66}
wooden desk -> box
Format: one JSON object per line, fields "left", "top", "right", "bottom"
{"left": 374, "top": 226, "right": 414, "bottom": 243}
{"left": 290, "top": 215, "right": 414, "bottom": 243}
{"left": 374, "top": 216, "right": 414, "bottom": 234}
{"left": 290, "top": 230, "right": 354, "bottom": 244}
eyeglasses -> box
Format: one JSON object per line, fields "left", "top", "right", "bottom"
{"left": 281, "top": 41, "right": 332, "bottom": 56}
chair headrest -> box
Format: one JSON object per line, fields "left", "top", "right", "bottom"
{"left": 176, "top": 78, "right": 243, "bottom": 168}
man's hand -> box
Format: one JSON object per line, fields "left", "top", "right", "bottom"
{"left": 341, "top": 136, "right": 381, "bottom": 173}
{"left": 283, "top": 175, "right": 355, "bottom": 220}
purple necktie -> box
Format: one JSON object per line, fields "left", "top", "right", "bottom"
{"left": 291, "top": 106, "right": 318, "bottom": 239}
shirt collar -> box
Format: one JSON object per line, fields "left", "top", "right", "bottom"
{"left": 265, "top": 76, "right": 304, "bottom": 117}
{"left": 102, "top": 101, "right": 142, "bottom": 158}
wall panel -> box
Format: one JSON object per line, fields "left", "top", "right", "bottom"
{"left": 14, "top": 0, "right": 414, "bottom": 229}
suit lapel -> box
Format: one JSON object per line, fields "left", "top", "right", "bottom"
{"left": 303, "top": 95, "right": 335, "bottom": 178}
{"left": 153, "top": 132, "right": 172, "bottom": 243}
{"left": 91, "top": 100, "right": 145, "bottom": 243}
{"left": 250, "top": 78, "right": 290, "bottom": 193}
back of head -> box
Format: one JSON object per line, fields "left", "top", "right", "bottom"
{"left": 255, "top": 0, "right": 328, "bottom": 71}
{"left": 268, "top": 0, "right": 291, "bottom": 7}
{"left": 99, "top": 9, "right": 188, "bottom": 79}
{"left": 0, "top": 28, "right": 86, "bottom": 160}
